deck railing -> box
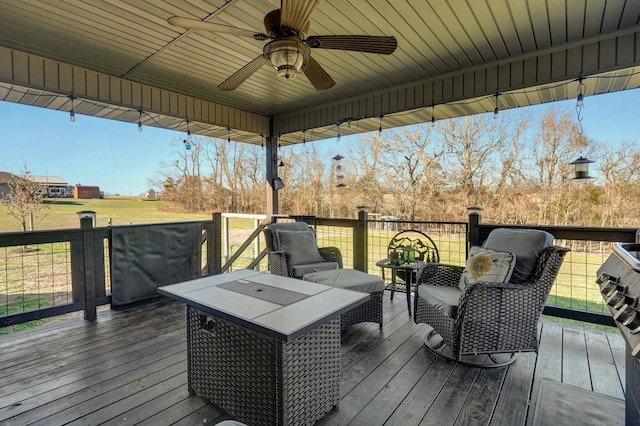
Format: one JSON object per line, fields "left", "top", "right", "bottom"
{"left": 1, "top": 210, "right": 634, "bottom": 328}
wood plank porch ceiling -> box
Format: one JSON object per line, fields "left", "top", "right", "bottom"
{"left": 0, "top": 0, "right": 639, "bottom": 145}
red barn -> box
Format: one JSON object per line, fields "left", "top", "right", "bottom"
{"left": 74, "top": 185, "right": 102, "bottom": 199}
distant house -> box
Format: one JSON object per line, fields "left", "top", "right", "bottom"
{"left": 145, "top": 189, "right": 157, "bottom": 200}
{"left": 74, "top": 185, "right": 102, "bottom": 199}
{"left": 0, "top": 171, "right": 13, "bottom": 199}
{"left": 27, "top": 175, "right": 70, "bottom": 197}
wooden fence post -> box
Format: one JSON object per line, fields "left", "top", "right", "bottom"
{"left": 80, "top": 216, "right": 97, "bottom": 320}
{"left": 468, "top": 207, "right": 482, "bottom": 249}
{"left": 354, "top": 209, "right": 368, "bottom": 272}
{"left": 210, "top": 212, "right": 223, "bottom": 275}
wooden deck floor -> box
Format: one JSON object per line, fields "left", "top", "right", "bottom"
{"left": 0, "top": 293, "right": 625, "bottom": 426}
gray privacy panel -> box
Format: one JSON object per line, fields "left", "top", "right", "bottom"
{"left": 111, "top": 222, "right": 202, "bottom": 306}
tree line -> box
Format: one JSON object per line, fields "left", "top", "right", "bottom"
{"left": 152, "top": 106, "right": 640, "bottom": 227}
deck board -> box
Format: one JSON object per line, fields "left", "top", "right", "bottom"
{"left": 585, "top": 328, "right": 625, "bottom": 398}
{"left": 0, "top": 294, "right": 626, "bottom": 426}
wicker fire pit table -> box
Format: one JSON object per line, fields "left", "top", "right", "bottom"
{"left": 158, "top": 269, "right": 369, "bottom": 426}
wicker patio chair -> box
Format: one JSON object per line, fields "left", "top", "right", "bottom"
{"left": 413, "top": 228, "right": 569, "bottom": 368}
{"left": 263, "top": 221, "right": 343, "bottom": 278}
{"left": 263, "top": 221, "right": 383, "bottom": 333}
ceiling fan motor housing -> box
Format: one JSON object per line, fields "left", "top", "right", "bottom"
{"left": 263, "top": 38, "right": 310, "bottom": 79}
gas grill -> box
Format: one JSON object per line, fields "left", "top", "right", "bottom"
{"left": 597, "top": 243, "right": 640, "bottom": 426}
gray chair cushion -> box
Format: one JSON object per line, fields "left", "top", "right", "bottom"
{"left": 417, "top": 284, "right": 461, "bottom": 318}
{"left": 266, "top": 222, "right": 314, "bottom": 249}
{"left": 292, "top": 262, "right": 339, "bottom": 278}
{"left": 483, "top": 228, "right": 554, "bottom": 283}
{"left": 275, "top": 229, "right": 325, "bottom": 265}
{"left": 303, "top": 269, "right": 385, "bottom": 293}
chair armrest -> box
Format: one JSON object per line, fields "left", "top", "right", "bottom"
{"left": 416, "top": 263, "right": 464, "bottom": 288}
{"left": 319, "top": 246, "right": 343, "bottom": 268}
{"left": 267, "top": 251, "right": 292, "bottom": 277}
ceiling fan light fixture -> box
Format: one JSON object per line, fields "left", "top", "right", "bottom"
{"left": 263, "top": 38, "right": 310, "bottom": 79}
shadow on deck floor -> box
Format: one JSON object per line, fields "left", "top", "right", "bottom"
{"left": 0, "top": 294, "right": 625, "bottom": 425}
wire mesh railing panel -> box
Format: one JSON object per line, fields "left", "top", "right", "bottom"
{"left": 1, "top": 242, "right": 73, "bottom": 316}
{"left": 316, "top": 226, "right": 354, "bottom": 268}
{"left": 549, "top": 239, "right": 615, "bottom": 314}
{"left": 103, "top": 237, "right": 111, "bottom": 296}
{"left": 367, "top": 220, "right": 468, "bottom": 273}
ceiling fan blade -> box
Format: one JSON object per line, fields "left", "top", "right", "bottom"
{"left": 167, "top": 16, "right": 264, "bottom": 39}
{"left": 218, "top": 55, "right": 269, "bottom": 91}
{"left": 306, "top": 35, "right": 397, "bottom": 54}
{"left": 281, "top": 0, "right": 319, "bottom": 34}
{"left": 303, "top": 57, "right": 335, "bottom": 90}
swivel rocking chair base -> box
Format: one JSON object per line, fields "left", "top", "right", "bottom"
{"left": 423, "top": 327, "right": 518, "bottom": 368}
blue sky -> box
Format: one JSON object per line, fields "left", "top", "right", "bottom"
{"left": 0, "top": 89, "right": 638, "bottom": 195}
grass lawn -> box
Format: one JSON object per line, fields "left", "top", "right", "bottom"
{"left": 0, "top": 196, "right": 213, "bottom": 232}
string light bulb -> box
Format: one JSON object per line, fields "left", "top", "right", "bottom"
{"left": 431, "top": 104, "right": 435, "bottom": 126}
{"left": 493, "top": 92, "right": 500, "bottom": 119}
{"left": 378, "top": 115, "right": 383, "bottom": 134}
{"left": 69, "top": 95, "right": 75, "bottom": 122}
{"left": 227, "top": 126, "right": 231, "bottom": 143}
{"left": 137, "top": 108, "right": 143, "bottom": 132}
{"left": 576, "top": 75, "right": 585, "bottom": 107}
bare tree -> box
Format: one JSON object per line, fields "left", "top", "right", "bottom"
{"left": 1, "top": 164, "right": 49, "bottom": 232}
{"left": 373, "top": 125, "right": 443, "bottom": 220}
{"left": 596, "top": 140, "right": 640, "bottom": 226}
{"left": 528, "top": 107, "right": 593, "bottom": 224}
{"left": 278, "top": 144, "right": 327, "bottom": 215}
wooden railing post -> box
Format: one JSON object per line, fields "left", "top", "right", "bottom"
{"left": 80, "top": 216, "right": 97, "bottom": 321}
{"left": 468, "top": 207, "right": 482, "bottom": 250}
{"left": 210, "top": 212, "right": 223, "bottom": 275}
{"left": 354, "top": 209, "right": 368, "bottom": 272}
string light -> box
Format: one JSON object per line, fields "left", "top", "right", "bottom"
{"left": 7, "top": 68, "right": 624, "bottom": 141}
{"left": 302, "top": 129, "right": 306, "bottom": 144}
{"left": 430, "top": 83, "right": 436, "bottom": 126}
{"left": 227, "top": 125, "right": 231, "bottom": 142}
{"left": 378, "top": 114, "right": 383, "bottom": 134}
{"left": 137, "top": 108, "right": 143, "bottom": 132}
{"left": 68, "top": 94, "right": 75, "bottom": 122}
{"left": 493, "top": 92, "right": 500, "bottom": 119}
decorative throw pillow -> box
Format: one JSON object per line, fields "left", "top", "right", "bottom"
{"left": 458, "top": 246, "right": 516, "bottom": 292}
{"left": 275, "top": 230, "right": 326, "bottom": 266}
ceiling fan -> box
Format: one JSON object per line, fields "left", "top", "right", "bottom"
{"left": 167, "top": 0, "right": 397, "bottom": 91}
